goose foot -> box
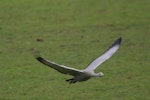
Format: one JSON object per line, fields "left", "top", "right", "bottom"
{"left": 66, "top": 78, "right": 76, "bottom": 84}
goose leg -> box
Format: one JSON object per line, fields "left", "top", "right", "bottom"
{"left": 66, "top": 78, "right": 73, "bottom": 82}
{"left": 66, "top": 78, "right": 77, "bottom": 84}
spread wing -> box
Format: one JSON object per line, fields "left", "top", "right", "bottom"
{"left": 84, "top": 37, "right": 122, "bottom": 71}
{"left": 35, "top": 56, "right": 83, "bottom": 76}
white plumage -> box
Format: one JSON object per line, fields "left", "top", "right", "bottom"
{"left": 35, "top": 37, "right": 122, "bottom": 83}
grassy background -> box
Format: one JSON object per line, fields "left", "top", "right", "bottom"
{"left": 0, "top": 0, "right": 149, "bottom": 99}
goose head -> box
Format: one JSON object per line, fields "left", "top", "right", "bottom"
{"left": 95, "top": 72, "right": 104, "bottom": 77}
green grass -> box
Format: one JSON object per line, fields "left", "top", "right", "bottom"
{"left": 0, "top": 0, "right": 149, "bottom": 99}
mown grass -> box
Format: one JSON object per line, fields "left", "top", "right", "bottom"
{"left": 0, "top": 0, "right": 149, "bottom": 99}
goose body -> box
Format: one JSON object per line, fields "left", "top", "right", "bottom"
{"left": 35, "top": 37, "right": 122, "bottom": 83}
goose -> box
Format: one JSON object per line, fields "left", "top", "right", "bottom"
{"left": 34, "top": 37, "right": 122, "bottom": 84}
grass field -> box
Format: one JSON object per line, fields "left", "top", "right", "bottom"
{"left": 0, "top": 0, "right": 149, "bottom": 99}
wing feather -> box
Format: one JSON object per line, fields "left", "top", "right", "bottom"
{"left": 84, "top": 37, "right": 122, "bottom": 71}
{"left": 36, "top": 57, "right": 83, "bottom": 76}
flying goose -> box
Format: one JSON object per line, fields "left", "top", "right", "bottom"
{"left": 35, "top": 37, "right": 122, "bottom": 84}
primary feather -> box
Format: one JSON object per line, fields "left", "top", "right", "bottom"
{"left": 84, "top": 37, "right": 122, "bottom": 71}
{"left": 36, "top": 57, "right": 83, "bottom": 76}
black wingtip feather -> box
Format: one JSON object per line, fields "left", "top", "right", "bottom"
{"left": 35, "top": 56, "right": 49, "bottom": 66}
{"left": 112, "top": 37, "right": 122, "bottom": 46}
{"left": 32, "top": 50, "right": 41, "bottom": 58}
{"left": 106, "top": 37, "right": 122, "bottom": 51}
{"left": 36, "top": 56, "right": 43, "bottom": 62}
{"left": 116, "top": 37, "right": 122, "bottom": 45}
{"left": 32, "top": 50, "right": 46, "bottom": 63}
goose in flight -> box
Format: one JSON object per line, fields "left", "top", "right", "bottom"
{"left": 35, "top": 37, "right": 122, "bottom": 84}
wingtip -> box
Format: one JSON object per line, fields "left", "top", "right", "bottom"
{"left": 36, "top": 56, "right": 44, "bottom": 62}
{"left": 119, "top": 37, "right": 122, "bottom": 41}
{"left": 116, "top": 37, "right": 122, "bottom": 45}
{"left": 32, "top": 50, "right": 41, "bottom": 59}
